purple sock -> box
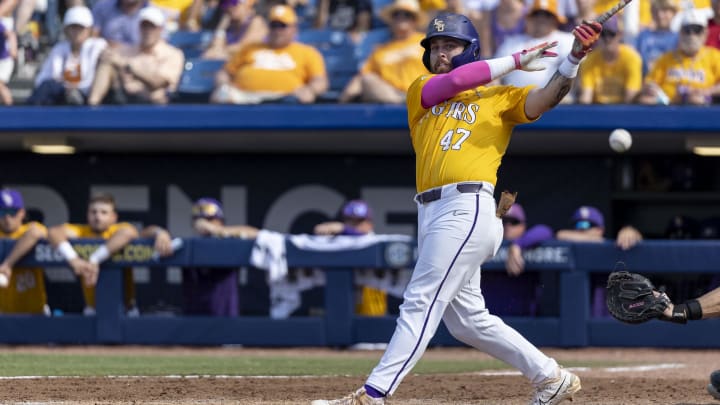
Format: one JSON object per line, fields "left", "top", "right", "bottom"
{"left": 364, "top": 384, "right": 385, "bottom": 398}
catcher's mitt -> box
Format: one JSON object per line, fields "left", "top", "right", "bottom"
{"left": 606, "top": 271, "right": 670, "bottom": 324}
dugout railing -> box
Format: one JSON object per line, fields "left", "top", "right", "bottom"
{"left": 0, "top": 239, "right": 718, "bottom": 348}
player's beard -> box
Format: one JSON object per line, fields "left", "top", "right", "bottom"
{"left": 434, "top": 61, "right": 452, "bottom": 73}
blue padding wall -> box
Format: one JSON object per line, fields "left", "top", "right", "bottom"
{"left": 0, "top": 239, "right": 718, "bottom": 347}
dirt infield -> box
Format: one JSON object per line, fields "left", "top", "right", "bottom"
{"left": 0, "top": 347, "right": 718, "bottom": 405}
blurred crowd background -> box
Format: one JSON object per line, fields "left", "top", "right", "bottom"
{"left": 0, "top": 0, "right": 717, "bottom": 106}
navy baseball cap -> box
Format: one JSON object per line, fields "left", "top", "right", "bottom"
{"left": 192, "top": 197, "right": 224, "bottom": 219}
{"left": 571, "top": 206, "right": 604, "bottom": 229}
{"left": 0, "top": 189, "right": 24, "bottom": 210}
{"left": 341, "top": 200, "right": 372, "bottom": 220}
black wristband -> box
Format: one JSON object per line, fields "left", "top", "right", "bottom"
{"left": 685, "top": 299, "right": 703, "bottom": 320}
{"left": 669, "top": 303, "right": 688, "bottom": 324}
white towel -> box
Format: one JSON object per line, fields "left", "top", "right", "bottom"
{"left": 249, "top": 229, "right": 287, "bottom": 283}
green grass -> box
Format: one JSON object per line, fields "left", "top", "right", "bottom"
{"left": 0, "top": 353, "right": 631, "bottom": 377}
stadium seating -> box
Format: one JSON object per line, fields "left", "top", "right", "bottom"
{"left": 370, "top": 0, "right": 393, "bottom": 28}
{"left": 167, "top": 30, "right": 215, "bottom": 59}
{"left": 298, "top": 29, "right": 359, "bottom": 102}
{"left": 175, "top": 58, "right": 225, "bottom": 103}
{"left": 355, "top": 28, "right": 392, "bottom": 63}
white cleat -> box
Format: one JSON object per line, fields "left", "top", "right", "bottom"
{"left": 529, "top": 368, "right": 581, "bottom": 405}
{"left": 311, "top": 387, "right": 385, "bottom": 405}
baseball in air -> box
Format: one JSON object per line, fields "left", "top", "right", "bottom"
{"left": 0, "top": 273, "right": 8, "bottom": 288}
{"left": 609, "top": 128, "right": 632, "bottom": 153}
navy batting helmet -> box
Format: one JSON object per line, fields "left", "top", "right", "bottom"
{"left": 420, "top": 13, "right": 481, "bottom": 71}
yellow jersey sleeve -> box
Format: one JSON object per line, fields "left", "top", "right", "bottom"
{"left": 0, "top": 222, "right": 47, "bottom": 239}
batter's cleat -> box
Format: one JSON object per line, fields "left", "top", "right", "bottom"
{"left": 529, "top": 368, "right": 581, "bottom": 405}
{"left": 708, "top": 369, "right": 720, "bottom": 400}
{"left": 311, "top": 387, "right": 385, "bottom": 405}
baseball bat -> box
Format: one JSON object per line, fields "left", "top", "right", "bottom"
{"left": 595, "top": 0, "right": 633, "bottom": 24}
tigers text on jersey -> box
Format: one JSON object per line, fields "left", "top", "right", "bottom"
{"left": 406, "top": 75, "right": 537, "bottom": 192}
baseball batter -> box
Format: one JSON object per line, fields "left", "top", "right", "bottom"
{"left": 313, "top": 12, "right": 603, "bottom": 405}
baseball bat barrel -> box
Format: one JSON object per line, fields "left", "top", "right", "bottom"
{"left": 596, "top": 0, "right": 633, "bottom": 24}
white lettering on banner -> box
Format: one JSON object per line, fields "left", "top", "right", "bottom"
{"left": 488, "top": 246, "right": 570, "bottom": 264}
{"left": 34, "top": 243, "right": 66, "bottom": 262}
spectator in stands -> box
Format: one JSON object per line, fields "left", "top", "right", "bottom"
{"left": 48, "top": 192, "right": 140, "bottom": 316}
{"left": 634, "top": 0, "right": 679, "bottom": 75}
{"left": 211, "top": 4, "right": 328, "bottom": 104}
{"left": 315, "top": 199, "right": 387, "bottom": 316}
{"left": 707, "top": 0, "right": 720, "bottom": 49}
{"left": 577, "top": 16, "right": 642, "bottom": 104}
{"left": 144, "top": 198, "right": 258, "bottom": 316}
{"left": 635, "top": 0, "right": 678, "bottom": 75}
{"left": 28, "top": 6, "right": 107, "bottom": 105}
{"left": 92, "top": 0, "right": 146, "bottom": 46}
{"left": 484, "top": 0, "right": 526, "bottom": 58}
{"left": 87, "top": 7, "right": 185, "bottom": 105}
{"left": 637, "top": 9, "right": 720, "bottom": 105}
{"left": 0, "top": 16, "right": 16, "bottom": 105}
{"left": 0, "top": 189, "right": 49, "bottom": 315}
{"left": 338, "top": 0, "right": 426, "bottom": 103}
{"left": 494, "top": 0, "right": 573, "bottom": 92}
{"left": 202, "top": 0, "right": 268, "bottom": 60}
{"left": 569, "top": 0, "right": 595, "bottom": 27}
{"left": 314, "top": 0, "right": 372, "bottom": 43}
{"left": 151, "top": 0, "right": 197, "bottom": 32}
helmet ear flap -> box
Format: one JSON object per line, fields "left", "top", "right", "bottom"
{"left": 450, "top": 41, "right": 481, "bottom": 68}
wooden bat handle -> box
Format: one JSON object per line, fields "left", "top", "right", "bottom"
{"left": 596, "top": 0, "right": 633, "bottom": 24}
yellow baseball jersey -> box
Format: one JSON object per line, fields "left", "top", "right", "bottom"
{"left": 645, "top": 46, "right": 720, "bottom": 102}
{"left": 0, "top": 222, "right": 48, "bottom": 314}
{"left": 407, "top": 76, "right": 537, "bottom": 192}
{"left": 63, "top": 223, "right": 136, "bottom": 309}
{"left": 579, "top": 44, "right": 643, "bottom": 104}
{"left": 361, "top": 32, "right": 427, "bottom": 92}
{"left": 225, "top": 42, "right": 326, "bottom": 93}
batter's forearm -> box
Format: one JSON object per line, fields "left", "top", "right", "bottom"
{"left": 525, "top": 71, "right": 574, "bottom": 117}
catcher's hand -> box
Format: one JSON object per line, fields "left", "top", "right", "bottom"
{"left": 570, "top": 20, "right": 603, "bottom": 61}
{"left": 606, "top": 271, "right": 670, "bottom": 324}
{"left": 512, "top": 41, "right": 558, "bottom": 72}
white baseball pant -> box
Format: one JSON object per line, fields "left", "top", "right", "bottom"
{"left": 365, "top": 181, "right": 558, "bottom": 395}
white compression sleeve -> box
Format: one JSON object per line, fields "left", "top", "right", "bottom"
{"left": 57, "top": 241, "right": 79, "bottom": 262}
